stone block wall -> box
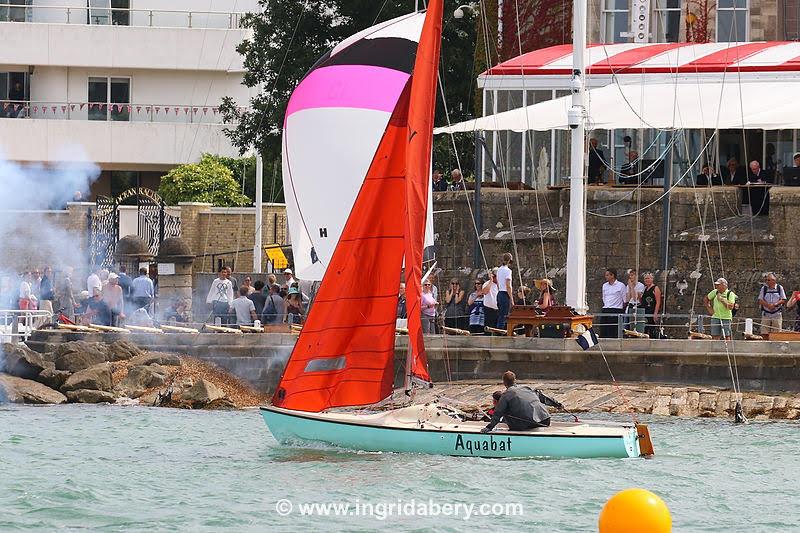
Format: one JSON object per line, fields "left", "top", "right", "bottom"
{"left": 433, "top": 186, "right": 799, "bottom": 321}
{"left": 179, "top": 204, "right": 287, "bottom": 273}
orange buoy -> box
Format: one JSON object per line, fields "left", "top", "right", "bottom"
{"left": 598, "top": 488, "right": 671, "bottom": 533}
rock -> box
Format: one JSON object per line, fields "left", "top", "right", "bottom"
{"left": 0, "top": 374, "right": 67, "bottom": 404}
{"left": 66, "top": 389, "right": 115, "bottom": 404}
{"left": 37, "top": 367, "right": 71, "bottom": 390}
{"left": 54, "top": 341, "right": 108, "bottom": 372}
{"left": 129, "top": 352, "right": 181, "bottom": 367}
{"left": 106, "top": 340, "right": 144, "bottom": 362}
{"left": 698, "top": 392, "right": 717, "bottom": 417}
{"left": 61, "top": 363, "right": 112, "bottom": 392}
{"left": 180, "top": 379, "right": 225, "bottom": 407}
{"left": 115, "top": 365, "right": 169, "bottom": 398}
{"left": 1, "top": 343, "right": 48, "bottom": 379}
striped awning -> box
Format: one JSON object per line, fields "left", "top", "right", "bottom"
{"left": 484, "top": 42, "right": 800, "bottom": 76}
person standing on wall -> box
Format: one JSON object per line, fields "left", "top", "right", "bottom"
{"left": 482, "top": 268, "right": 499, "bottom": 330}
{"left": 757, "top": 272, "right": 786, "bottom": 335}
{"left": 496, "top": 253, "right": 513, "bottom": 330}
{"left": 704, "top": 278, "right": 737, "bottom": 340}
{"left": 601, "top": 268, "right": 627, "bottom": 338}
{"left": 206, "top": 266, "right": 234, "bottom": 325}
{"left": 130, "top": 267, "right": 155, "bottom": 314}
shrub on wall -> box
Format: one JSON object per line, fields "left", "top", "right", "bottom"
{"left": 159, "top": 155, "right": 251, "bottom": 206}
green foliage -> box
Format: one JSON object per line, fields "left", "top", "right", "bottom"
{"left": 159, "top": 154, "right": 251, "bottom": 206}
{"left": 220, "top": 1, "right": 479, "bottom": 180}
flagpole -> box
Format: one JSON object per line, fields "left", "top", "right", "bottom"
{"left": 565, "top": 0, "right": 588, "bottom": 314}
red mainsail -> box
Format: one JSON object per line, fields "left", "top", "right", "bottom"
{"left": 403, "top": 0, "right": 442, "bottom": 384}
{"left": 272, "top": 1, "right": 442, "bottom": 412}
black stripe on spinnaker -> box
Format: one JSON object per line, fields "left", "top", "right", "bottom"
{"left": 320, "top": 37, "right": 418, "bottom": 74}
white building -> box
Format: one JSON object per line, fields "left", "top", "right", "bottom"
{"left": 0, "top": 0, "right": 258, "bottom": 198}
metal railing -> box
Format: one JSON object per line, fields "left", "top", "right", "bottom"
{"left": 0, "top": 100, "right": 245, "bottom": 124}
{"left": 0, "top": 309, "right": 52, "bottom": 343}
{"left": 0, "top": 4, "right": 245, "bottom": 29}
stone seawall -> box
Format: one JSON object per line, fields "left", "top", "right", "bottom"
{"left": 28, "top": 332, "right": 800, "bottom": 396}
{"left": 417, "top": 381, "right": 800, "bottom": 420}
{"left": 432, "top": 187, "right": 800, "bottom": 321}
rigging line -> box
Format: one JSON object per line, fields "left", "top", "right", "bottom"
{"left": 595, "top": 344, "right": 638, "bottom": 424}
{"left": 588, "top": 133, "right": 718, "bottom": 218}
{"left": 437, "top": 61, "right": 489, "bottom": 271}
{"left": 478, "top": 1, "right": 524, "bottom": 291}
{"left": 595, "top": 129, "right": 676, "bottom": 180}
{"left": 513, "top": 0, "right": 547, "bottom": 279}
{"left": 589, "top": 135, "right": 681, "bottom": 214}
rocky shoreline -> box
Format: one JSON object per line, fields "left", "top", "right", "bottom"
{"left": 415, "top": 380, "right": 800, "bottom": 420}
{"left": 0, "top": 340, "right": 268, "bottom": 409}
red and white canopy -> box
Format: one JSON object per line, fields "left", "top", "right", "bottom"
{"left": 484, "top": 41, "right": 800, "bottom": 78}
{"left": 440, "top": 42, "right": 800, "bottom": 133}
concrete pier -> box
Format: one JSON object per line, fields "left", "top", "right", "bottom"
{"left": 27, "top": 331, "right": 800, "bottom": 396}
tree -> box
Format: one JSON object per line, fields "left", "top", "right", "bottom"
{"left": 220, "top": 1, "right": 479, "bottom": 180}
{"left": 159, "top": 155, "right": 251, "bottom": 206}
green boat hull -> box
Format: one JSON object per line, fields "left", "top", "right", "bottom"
{"left": 261, "top": 405, "right": 643, "bottom": 459}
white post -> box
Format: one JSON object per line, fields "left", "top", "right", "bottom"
{"left": 565, "top": 0, "right": 588, "bottom": 314}
{"left": 254, "top": 153, "right": 263, "bottom": 273}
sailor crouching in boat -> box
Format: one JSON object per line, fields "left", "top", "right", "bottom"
{"left": 481, "top": 371, "right": 564, "bottom": 433}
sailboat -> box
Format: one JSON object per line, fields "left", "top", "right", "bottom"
{"left": 261, "top": 0, "right": 654, "bottom": 459}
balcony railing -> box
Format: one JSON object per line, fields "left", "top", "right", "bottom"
{"left": 0, "top": 4, "right": 245, "bottom": 29}
{"left": 0, "top": 100, "right": 244, "bottom": 124}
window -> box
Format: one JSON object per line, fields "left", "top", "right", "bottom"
{"left": 653, "top": 0, "right": 681, "bottom": 42}
{"left": 717, "top": 0, "right": 748, "bottom": 42}
{"left": 0, "top": 0, "right": 30, "bottom": 23}
{"left": 602, "top": 0, "right": 630, "bottom": 43}
{"left": 88, "top": 76, "right": 130, "bottom": 121}
{"left": 87, "top": 0, "right": 129, "bottom": 26}
{"left": 0, "top": 72, "right": 29, "bottom": 118}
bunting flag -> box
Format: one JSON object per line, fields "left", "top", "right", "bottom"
{"left": 136, "top": 106, "right": 141, "bottom": 113}
{"left": 183, "top": 107, "right": 189, "bottom": 114}
{"left": 70, "top": 104, "right": 76, "bottom": 111}
{"left": 202, "top": 107, "right": 208, "bottom": 115}
{"left": 174, "top": 107, "right": 179, "bottom": 115}
{"left": 192, "top": 107, "right": 198, "bottom": 114}
{"left": 125, "top": 105, "right": 131, "bottom": 112}
{"left": 154, "top": 106, "right": 160, "bottom": 113}
{"left": 80, "top": 103, "right": 86, "bottom": 110}
{"left": 61, "top": 105, "right": 67, "bottom": 113}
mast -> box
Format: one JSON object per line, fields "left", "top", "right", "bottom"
{"left": 565, "top": 0, "right": 588, "bottom": 314}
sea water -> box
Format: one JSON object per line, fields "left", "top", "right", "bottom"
{"left": 0, "top": 405, "right": 798, "bottom": 532}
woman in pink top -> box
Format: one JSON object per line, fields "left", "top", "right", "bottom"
{"left": 421, "top": 281, "right": 437, "bottom": 334}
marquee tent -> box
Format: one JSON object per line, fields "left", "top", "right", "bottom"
{"left": 440, "top": 41, "right": 800, "bottom": 134}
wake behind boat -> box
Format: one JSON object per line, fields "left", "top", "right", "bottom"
{"left": 261, "top": 0, "right": 654, "bottom": 460}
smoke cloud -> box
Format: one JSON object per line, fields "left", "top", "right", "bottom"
{"left": 0, "top": 146, "right": 99, "bottom": 375}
